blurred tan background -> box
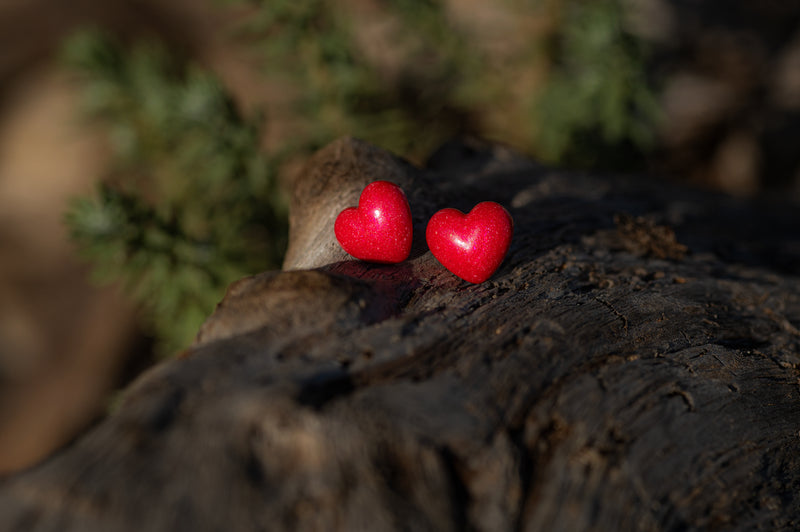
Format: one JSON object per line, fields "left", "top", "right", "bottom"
{"left": 0, "top": 0, "right": 265, "bottom": 474}
{"left": 1, "top": 0, "right": 799, "bottom": 474}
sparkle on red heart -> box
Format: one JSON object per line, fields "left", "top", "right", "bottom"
{"left": 426, "top": 201, "right": 513, "bottom": 283}
{"left": 334, "top": 180, "right": 412, "bottom": 264}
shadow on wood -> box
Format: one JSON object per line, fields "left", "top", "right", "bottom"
{"left": 1, "top": 137, "right": 799, "bottom": 531}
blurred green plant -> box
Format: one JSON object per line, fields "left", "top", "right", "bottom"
{"left": 62, "top": 30, "right": 287, "bottom": 355}
{"left": 62, "top": 0, "right": 659, "bottom": 356}
{"left": 531, "top": 0, "right": 661, "bottom": 167}
{"left": 223, "top": 0, "right": 484, "bottom": 160}
{"left": 223, "top": 0, "right": 659, "bottom": 166}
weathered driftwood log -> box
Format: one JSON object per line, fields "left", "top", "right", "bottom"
{"left": 1, "top": 137, "right": 800, "bottom": 531}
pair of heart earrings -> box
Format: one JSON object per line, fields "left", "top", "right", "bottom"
{"left": 334, "top": 181, "right": 513, "bottom": 284}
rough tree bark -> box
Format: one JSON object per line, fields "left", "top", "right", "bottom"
{"left": 1, "top": 137, "right": 799, "bottom": 531}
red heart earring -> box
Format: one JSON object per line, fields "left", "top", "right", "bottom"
{"left": 425, "top": 201, "right": 513, "bottom": 283}
{"left": 334, "top": 180, "right": 413, "bottom": 264}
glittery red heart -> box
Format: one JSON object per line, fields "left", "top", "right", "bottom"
{"left": 426, "top": 202, "right": 513, "bottom": 283}
{"left": 334, "top": 181, "right": 412, "bottom": 264}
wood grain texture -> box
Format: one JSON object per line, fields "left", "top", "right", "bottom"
{"left": 1, "top": 137, "right": 799, "bottom": 531}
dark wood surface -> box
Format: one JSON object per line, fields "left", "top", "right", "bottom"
{"left": 2, "top": 137, "right": 799, "bottom": 531}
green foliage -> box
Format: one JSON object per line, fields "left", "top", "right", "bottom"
{"left": 223, "top": 0, "right": 659, "bottom": 167}
{"left": 63, "top": 30, "right": 287, "bottom": 355}
{"left": 532, "top": 0, "right": 661, "bottom": 167}
{"left": 224, "top": 0, "right": 483, "bottom": 160}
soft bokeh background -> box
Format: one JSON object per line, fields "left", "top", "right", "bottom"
{"left": 1, "top": 0, "right": 799, "bottom": 473}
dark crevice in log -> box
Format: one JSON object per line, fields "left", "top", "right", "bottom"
{"left": 507, "top": 425, "right": 534, "bottom": 532}
{"left": 145, "top": 386, "right": 185, "bottom": 433}
{"left": 295, "top": 370, "right": 355, "bottom": 410}
{"left": 436, "top": 446, "right": 471, "bottom": 532}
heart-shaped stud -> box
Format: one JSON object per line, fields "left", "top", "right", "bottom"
{"left": 426, "top": 201, "right": 513, "bottom": 283}
{"left": 334, "top": 180, "right": 413, "bottom": 263}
